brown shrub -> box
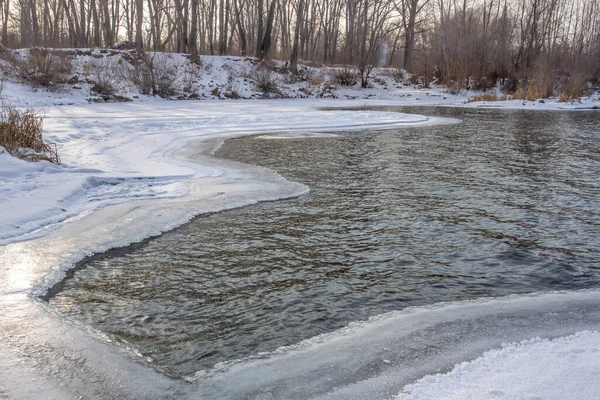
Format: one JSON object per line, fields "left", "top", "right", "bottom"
{"left": 15, "top": 48, "right": 72, "bottom": 89}
{"left": 0, "top": 103, "right": 60, "bottom": 163}
{"left": 252, "top": 68, "right": 283, "bottom": 97}
{"left": 90, "top": 58, "right": 118, "bottom": 96}
{"left": 121, "top": 52, "right": 179, "bottom": 98}
{"left": 334, "top": 67, "right": 358, "bottom": 86}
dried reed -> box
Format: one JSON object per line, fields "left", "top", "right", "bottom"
{"left": 0, "top": 104, "right": 60, "bottom": 163}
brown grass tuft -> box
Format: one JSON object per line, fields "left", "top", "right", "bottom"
{"left": 309, "top": 76, "right": 323, "bottom": 87}
{"left": 0, "top": 103, "right": 60, "bottom": 163}
{"left": 525, "top": 84, "right": 543, "bottom": 101}
{"left": 557, "top": 92, "right": 571, "bottom": 103}
{"left": 511, "top": 88, "right": 526, "bottom": 100}
{"left": 466, "top": 93, "right": 508, "bottom": 103}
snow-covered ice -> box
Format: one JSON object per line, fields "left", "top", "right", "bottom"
{"left": 0, "top": 98, "right": 444, "bottom": 246}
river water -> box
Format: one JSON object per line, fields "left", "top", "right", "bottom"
{"left": 49, "top": 107, "right": 600, "bottom": 379}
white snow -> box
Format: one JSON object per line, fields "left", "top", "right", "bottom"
{"left": 0, "top": 55, "right": 599, "bottom": 399}
{"left": 396, "top": 331, "right": 600, "bottom": 400}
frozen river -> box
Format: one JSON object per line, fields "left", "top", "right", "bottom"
{"left": 46, "top": 107, "right": 600, "bottom": 398}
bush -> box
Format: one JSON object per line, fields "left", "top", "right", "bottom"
{"left": 121, "top": 52, "right": 179, "bottom": 98}
{"left": 392, "top": 69, "right": 406, "bottom": 82}
{"left": 446, "top": 80, "right": 462, "bottom": 95}
{"left": 0, "top": 103, "right": 60, "bottom": 163}
{"left": 334, "top": 67, "right": 358, "bottom": 86}
{"left": 15, "top": 48, "right": 72, "bottom": 89}
{"left": 90, "top": 58, "right": 118, "bottom": 96}
{"left": 285, "top": 65, "right": 315, "bottom": 83}
{"left": 407, "top": 73, "right": 420, "bottom": 86}
{"left": 470, "top": 76, "right": 495, "bottom": 91}
{"left": 252, "top": 68, "right": 283, "bottom": 97}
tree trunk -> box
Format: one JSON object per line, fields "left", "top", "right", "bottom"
{"left": 135, "top": 0, "right": 143, "bottom": 50}
{"left": 290, "top": 0, "right": 304, "bottom": 73}
{"left": 2, "top": 0, "right": 10, "bottom": 45}
{"left": 233, "top": 0, "right": 247, "bottom": 55}
{"left": 255, "top": 0, "right": 264, "bottom": 57}
{"left": 190, "top": 0, "right": 199, "bottom": 63}
{"left": 257, "top": 0, "right": 277, "bottom": 59}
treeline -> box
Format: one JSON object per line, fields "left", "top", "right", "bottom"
{"left": 2, "top": 0, "right": 600, "bottom": 94}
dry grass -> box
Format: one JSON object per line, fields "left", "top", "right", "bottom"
{"left": 510, "top": 83, "right": 553, "bottom": 101}
{"left": 557, "top": 92, "right": 573, "bottom": 103}
{"left": 466, "top": 93, "right": 508, "bottom": 103}
{"left": 511, "top": 88, "right": 526, "bottom": 100}
{"left": 309, "top": 76, "right": 323, "bottom": 87}
{"left": 525, "top": 84, "right": 543, "bottom": 101}
{"left": 0, "top": 103, "right": 60, "bottom": 163}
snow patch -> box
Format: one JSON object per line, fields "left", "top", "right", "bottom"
{"left": 396, "top": 331, "right": 600, "bottom": 400}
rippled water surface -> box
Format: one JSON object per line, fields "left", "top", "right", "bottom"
{"left": 50, "top": 107, "right": 600, "bottom": 378}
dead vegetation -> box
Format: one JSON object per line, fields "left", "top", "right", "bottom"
{"left": 90, "top": 58, "right": 118, "bottom": 96}
{"left": 121, "top": 52, "right": 178, "bottom": 98}
{"left": 334, "top": 67, "right": 358, "bottom": 87}
{"left": 13, "top": 48, "right": 72, "bottom": 89}
{"left": 252, "top": 67, "right": 284, "bottom": 97}
{"left": 465, "top": 93, "right": 508, "bottom": 103}
{"left": 0, "top": 103, "right": 60, "bottom": 164}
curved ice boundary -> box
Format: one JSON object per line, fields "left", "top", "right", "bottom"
{"left": 0, "top": 99, "right": 452, "bottom": 246}
{"left": 187, "top": 289, "right": 600, "bottom": 400}
{"left": 0, "top": 99, "right": 457, "bottom": 399}
{"left": 396, "top": 330, "right": 600, "bottom": 400}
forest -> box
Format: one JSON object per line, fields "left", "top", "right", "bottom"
{"left": 2, "top": 0, "right": 600, "bottom": 95}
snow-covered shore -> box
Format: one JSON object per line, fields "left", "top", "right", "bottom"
{"left": 1, "top": 62, "right": 599, "bottom": 399}
{"left": 397, "top": 331, "right": 600, "bottom": 400}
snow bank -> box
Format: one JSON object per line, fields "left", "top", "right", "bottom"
{"left": 397, "top": 331, "right": 600, "bottom": 400}
{"left": 2, "top": 49, "right": 598, "bottom": 109}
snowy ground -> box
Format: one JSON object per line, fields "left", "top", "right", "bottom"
{"left": 1, "top": 59, "right": 599, "bottom": 399}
